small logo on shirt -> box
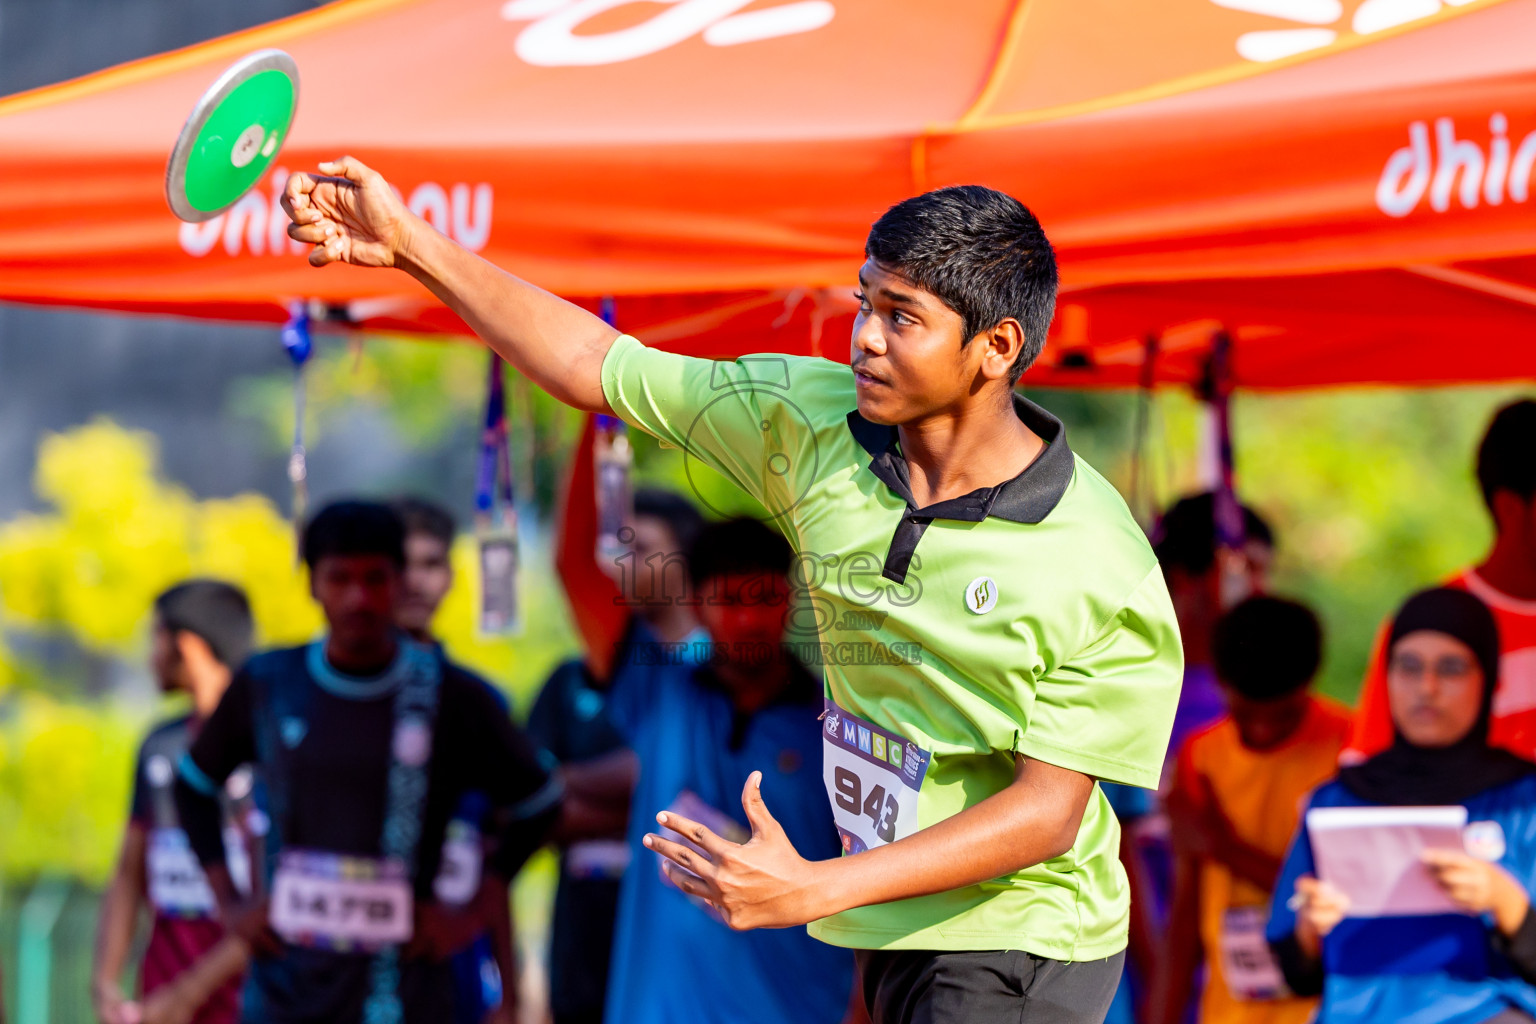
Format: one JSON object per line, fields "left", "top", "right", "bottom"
{"left": 1465, "top": 820, "right": 1507, "bottom": 862}
{"left": 280, "top": 717, "right": 308, "bottom": 749}
{"left": 146, "top": 753, "right": 174, "bottom": 788}
{"left": 392, "top": 716, "right": 433, "bottom": 768}
{"left": 574, "top": 688, "right": 606, "bottom": 721}
{"left": 965, "top": 576, "right": 998, "bottom": 615}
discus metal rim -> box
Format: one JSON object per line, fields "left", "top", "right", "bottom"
{"left": 165, "top": 48, "right": 299, "bottom": 223}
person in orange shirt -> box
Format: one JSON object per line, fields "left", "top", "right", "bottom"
{"left": 1346, "top": 398, "right": 1536, "bottom": 763}
{"left": 1149, "top": 596, "right": 1353, "bottom": 1024}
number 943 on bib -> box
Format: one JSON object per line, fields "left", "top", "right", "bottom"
{"left": 821, "top": 699, "right": 932, "bottom": 855}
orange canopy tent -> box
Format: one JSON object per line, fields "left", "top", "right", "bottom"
{"left": 1, "top": 0, "right": 1534, "bottom": 387}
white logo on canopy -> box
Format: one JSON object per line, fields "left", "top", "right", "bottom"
{"left": 179, "top": 169, "right": 493, "bottom": 258}
{"left": 501, "top": 0, "right": 835, "bottom": 66}
{"left": 1212, "top": 0, "right": 1490, "bottom": 64}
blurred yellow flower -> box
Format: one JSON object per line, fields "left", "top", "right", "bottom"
{"left": 0, "top": 418, "right": 320, "bottom": 654}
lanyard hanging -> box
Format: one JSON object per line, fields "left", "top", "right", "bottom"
{"left": 1205, "top": 329, "right": 1250, "bottom": 610}
{"left": 475, "top": 351, "right": 520, "bottom": 636}
{"left": 281, "top": 304, "right": 314, "bottom": 544}
{"left": 593, "top": 297, "right": 634, "bottom": 572}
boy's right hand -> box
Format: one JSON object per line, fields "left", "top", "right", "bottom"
{"left": 281, "top": 157, "right": 414, "bottom": 269}
{"left": 1294, "top": 874, "right": 1349, "bottom": 958}
{"left": 92, "top": 980, "right": 138, "bottom": 1024}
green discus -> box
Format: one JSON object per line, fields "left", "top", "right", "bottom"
{"left": 166, "top": 49, "right": 299, "bottom": 223}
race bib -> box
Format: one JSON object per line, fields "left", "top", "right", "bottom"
{"left": 148, "top": 828, "right": 217, "bottom": 917}
{"left": 821, "top": 700, "right": 931, "bottom": 855}
{"left": 269, "top": 850, "right": 413, "bottom": 950}
{"left": 434, "top": 820, "right": 483, "bottom": 907}
{"left": 1219, "top": 905, "right": 1288, "bottom": 1001}
{"left": 566, "top": 839, "right": 632, "bottom": 881}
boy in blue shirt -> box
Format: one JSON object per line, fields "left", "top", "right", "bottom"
{"left": 604, "top": 518, "right": 854, "bottom": 1024}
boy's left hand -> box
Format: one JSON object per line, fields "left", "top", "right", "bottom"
{"left": 644, "top": 771, "right": 828, "bottom": 930}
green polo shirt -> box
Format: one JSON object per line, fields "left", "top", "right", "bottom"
{"left": 601, "top": 334, "right": 1181, "bottom": 960}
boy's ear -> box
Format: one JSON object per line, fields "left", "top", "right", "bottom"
{"left": 976, "top": 319, "right": 1026, "bottom": 382}
{"left": 175, "top": 629, "right": 222, "bottom": 676}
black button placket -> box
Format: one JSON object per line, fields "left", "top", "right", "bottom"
{"left": 843, "top": 394, "right": 1075, "bottom": 587}
{"left": 882, "top": 511, "right": 931, "bottom": 585}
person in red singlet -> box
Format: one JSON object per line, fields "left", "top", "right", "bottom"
{"left": 1346, "top": 399, "right": 1536, "bottom": 762}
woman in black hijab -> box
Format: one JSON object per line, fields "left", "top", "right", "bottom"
{"left": 1267, "top": 587, "right": 1536, "bottom": 1024}
{"left": 1339, "top": 586, "right": 1530, "bottom": 806}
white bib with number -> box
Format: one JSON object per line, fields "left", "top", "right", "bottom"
{"left": 147, "top": 828, "right": 217, "bottom": 917}
{"left": 566, "top": 839, "right": 632, "bottom": 881}
{"left": 269, "top": 849, "right": 413, "bottom": 949}
{"left": 821, "top": 700, "right": 931, "bottom": 855}
{"left": 1218, "top": 905, "right": 1289, "bottom": 1001}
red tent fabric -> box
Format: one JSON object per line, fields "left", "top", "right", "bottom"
{"left": 1, "top": 0, "right": 1534, "bottom": 386}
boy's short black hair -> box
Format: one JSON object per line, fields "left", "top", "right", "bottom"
{"left": 687, "top": 518, "right": 793, "bottom": 587}
{"left": 154, "top": 579, "right": 255, "bottom": 669}
{"left": 1214, "top": 595, "right": 1322, "bottom": 702}
{"left": 1152, "top": 492, "right": 1275, "bottom": 576}
{"left": 302, "top": 501, "right": 406, "bottom": 570}
{"left": 1476, "top": 398, "right": 1536, "bottom": 509}
{"left": 865, "top": 185, "right": 1058, "bottom": 385}
{"left": 634, "top": 488, "right": 705, "bottom": 556}
{"left": 393, "top": 496, "right": 456, "bottom": 547}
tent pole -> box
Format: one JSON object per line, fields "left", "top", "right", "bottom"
{"left": 1128, "top": 332, "right": 1159, "bottom": 529}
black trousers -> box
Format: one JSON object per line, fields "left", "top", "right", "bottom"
{"left": 856, "top": 949, "right": 1125, "bottom": 1024}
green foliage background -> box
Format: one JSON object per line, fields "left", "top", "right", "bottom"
{"left": 0, "top": 333, "right": 1530, "bottom": 885}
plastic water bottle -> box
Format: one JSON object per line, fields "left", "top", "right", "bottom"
{"left": 594, "top": 414, "right": 633, "bottom": 571}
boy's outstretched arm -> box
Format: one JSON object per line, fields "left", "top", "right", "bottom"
{"left": 644, "top": 755, "right": 1092, "bottom": 931}
{"left": 282, "top": 158, "right": 619, "bottom": 413}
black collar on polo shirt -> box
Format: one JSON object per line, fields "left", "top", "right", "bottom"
{"left": 844, "top": 394, "right": 1076, "bottom": 585}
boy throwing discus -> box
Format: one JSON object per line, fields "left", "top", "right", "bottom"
{"left": 282, "top": 159, "right": 1182, "bottom": 1024}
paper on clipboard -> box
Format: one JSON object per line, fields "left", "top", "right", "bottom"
{"left": 1306, "top": 805, "right": 1468, "bottom": 917}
